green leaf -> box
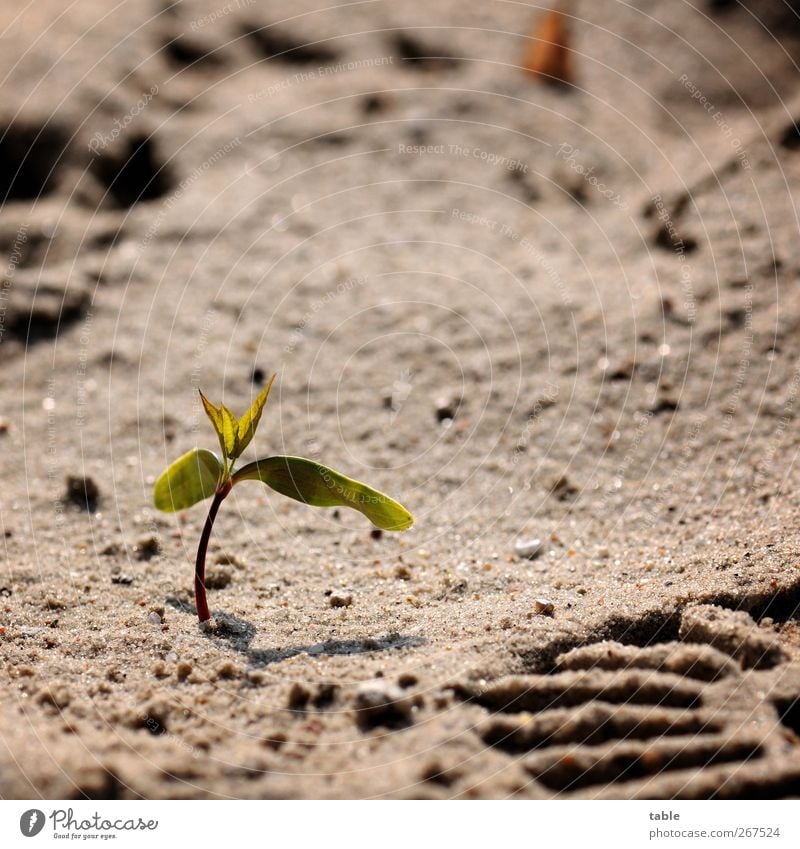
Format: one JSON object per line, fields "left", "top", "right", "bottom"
{"left": 219, "top": 404, "right": 239, "bottom": 458}
{"left": 153, "top": 448, "right": 223, "bottom": 512}
{"left": 199, "top": 390, "right": 223, "bottom": 438}
{"left": 232, "top": 455, "right": 414, "bottom": 531}
{"left": 237, "top": 372, "right": 275, "bottom": 457}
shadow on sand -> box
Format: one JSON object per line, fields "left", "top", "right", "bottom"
{"left": 166, "top": 596, "right": 426, "bottom": 667}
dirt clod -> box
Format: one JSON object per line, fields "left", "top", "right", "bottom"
{"left": 288, "top": 683, "right": 310, "bottom": 710}
{"left": 353, "top": 680, "right": 415, "bottom": 730}
{"left": 135, "top": 536, "right": 160, "bottom": 561}
{"left": 65, "top": 475, "right": 99, "bottom": 509}
{"left": 176, "top": 662, "right": 193, "bottom": 681}
{"left": 205, "top": 566, "right": 233, "bottom": 589}
{"left": 329, "top": 591, "right": 353, "bottom": 608}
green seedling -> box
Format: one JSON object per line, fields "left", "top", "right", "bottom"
{"left": 153, "top": 374, "right": 413, "bottom": 623}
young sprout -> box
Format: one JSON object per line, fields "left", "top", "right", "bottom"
{"left": 153, "top": 374, "right": 413, "bottom": 623}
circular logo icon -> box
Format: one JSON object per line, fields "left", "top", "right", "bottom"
{"left": 19, "top": 810, "right": 45, "bottom": 837}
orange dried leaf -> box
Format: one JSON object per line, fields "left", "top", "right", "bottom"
{"left": 522, "top": 8, "right": 573, "bottom": 85}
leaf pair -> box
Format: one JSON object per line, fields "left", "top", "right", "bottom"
{"left": 200, "top": 372, "right": 275, "bottom": 463}
{"left": 153, "top": 372, "right": 413, "bottom": 531}
{"left": 153, "top": 449, "right": 413, "bottom": 531}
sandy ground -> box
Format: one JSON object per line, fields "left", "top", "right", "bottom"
{"left": 2, "top": 0, "right": 800, "bottom": 799}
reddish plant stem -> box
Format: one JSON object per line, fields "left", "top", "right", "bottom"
{"left": 194, "top": 482, "right": 231, "bottom": 623}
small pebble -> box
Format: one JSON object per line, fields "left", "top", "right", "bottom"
{"left": 532, "top": 598, "right": 555, "bottom": 616}
{"left": 147, "top": 612, "right": 162, "bottom": 625}
{"left": 435, "top": 396, "right": 457, "bottom": 423}
{"left": 514, "top": 538, "right": 544, "bottom": 560}
{"left": 111, "top": 573, "right": 134, "bottom": 585}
